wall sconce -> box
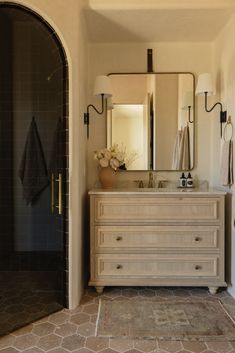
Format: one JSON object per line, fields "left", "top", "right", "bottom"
{"left": 182, "top": 91, "right": 193, "bottom": 123}
{"left": 195, "top": 73, "right": 227, "bottom": 137}
{"left": 84, "top": 75, "right": 112, "bottom": 138}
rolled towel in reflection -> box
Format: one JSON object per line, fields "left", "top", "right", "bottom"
{"left": 180, "top": 125, "right": 191, "bottom": 170}
{"left": 19, "top": 117, "right": 49, "bottom": 205}
{"left": 220, "top": 140, "right": 233, "bottom": 187}
{"left": 172, "top": 129, "right": 183, "bottom": 170}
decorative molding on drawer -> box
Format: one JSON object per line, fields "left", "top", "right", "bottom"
{"left": 94, "top": 225, "right": 220, "bottom": 252}
{"left": 95, "top": 254, "right": 220, "bottom": 279}
{"left": 94, "top": 197, "right": 220, "bottom": 223}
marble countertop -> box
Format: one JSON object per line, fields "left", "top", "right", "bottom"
{"left": 88, "top": 187, "right": 226, "bottom": 196}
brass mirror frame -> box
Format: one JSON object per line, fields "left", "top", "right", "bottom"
{"left": 107, "top": 72, "right": 195, "bottom": 172}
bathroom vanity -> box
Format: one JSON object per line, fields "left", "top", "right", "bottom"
{"left": 88, "top": 189, "right": 226, "bottom": 294}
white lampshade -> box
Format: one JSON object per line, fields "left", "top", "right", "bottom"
{"left": 93, "top": 75, "right": 112, "bottom": 98}
{"left": 182, "top": 91, "right": 193, "bottom": 110}
{"left": 196, "top": 73, "right": 215, "bottom": 96}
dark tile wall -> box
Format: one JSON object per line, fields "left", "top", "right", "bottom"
{"left": 0, "top": 12, "right": 14, "bottom": 259}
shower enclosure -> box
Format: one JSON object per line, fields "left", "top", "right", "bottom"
{"left": 0, "top": 3, "right": 68, "bottom": 336}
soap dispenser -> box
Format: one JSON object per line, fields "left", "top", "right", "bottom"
{"left": 186, "top": 173, "right": 193, "bottom": 188}
{"left": 179, "top": 173, "right": 186, "bottom": 187}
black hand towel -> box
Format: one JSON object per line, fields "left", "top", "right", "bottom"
{"left": 19, "top": 117, "right": 49, "bottom": 205}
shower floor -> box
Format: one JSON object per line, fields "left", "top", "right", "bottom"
{"left": 0, "top": 271, "right": 63, "bottom": 337}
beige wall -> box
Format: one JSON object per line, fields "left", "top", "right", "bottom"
{"left": 213, "top": 13, "right": 235, "bottom": 296}
{"left": 88, "top": 42, "right": 212, "bottom": 187}
{"left": 8, "top": 0, "right": 89, "bottom": 308}
{"left": 110, "top": 75, "right": 147, "bottom": 103}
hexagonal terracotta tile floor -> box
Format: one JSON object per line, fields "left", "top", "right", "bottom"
{"left": 0, "top": 287, "right": 235, "bottom": 353}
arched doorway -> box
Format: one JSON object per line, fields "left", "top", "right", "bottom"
{"left": 0, "top": 2, "right": 69, "bottom": 336}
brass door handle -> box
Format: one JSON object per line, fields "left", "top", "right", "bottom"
{"left": 56, "top": 173, "right": 62, "bottom": 215}
{"left": 51, "top": 174, "right": 55, "bottom": 213}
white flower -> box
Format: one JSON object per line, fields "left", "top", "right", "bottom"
{"left": 99, "top": 158, "right": 109, "bottom": 167}
{"left": 116, "top": 152, "right": 125, "bottom": 162}
{"left": 94, "top": 150, "right": 103, "bottom": 159}
{"left": 110, "top": 158, "right": 120, "bottom": 170}
{"left": 94, "top": 144, "right": 137, "bottom": 171}
{"left": 110, "top": 144, "right": 118, "bottom": 152}
{"left": 104, "top": 151, "right": 112, "bottom": 160}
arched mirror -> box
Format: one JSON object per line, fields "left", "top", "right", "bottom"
{"left": 107, "top": 73, "right": 195, "bottom": 171}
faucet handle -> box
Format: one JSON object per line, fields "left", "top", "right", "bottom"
{"left": 158, "top": 180, "right": 168, "bottom": 188}
{"left": 139, "top": 180, "right": 144, "bottom": 188}
{"left": 148, "top": 172, "right": 155, "bottom": 188}
{"left": 133, "top": 180, "right": 144, "bottom": 188}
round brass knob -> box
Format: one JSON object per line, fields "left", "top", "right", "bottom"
{"left": 116, "top": 236, "right": 123, "bottom": 241}
{"left": 195, "top": 237, "right": 201, "bottom": 242}
{"left": 116, "top": 264, "right": 123, "bottom": 269}
{"left": 195, "top": 265, "right": 202, "bottom": 270}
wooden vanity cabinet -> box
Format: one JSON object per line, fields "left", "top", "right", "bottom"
{"left": 89, "top": 190, "right": 226, "bottom": 294}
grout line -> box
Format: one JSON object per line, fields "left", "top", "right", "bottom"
{"left": 95, "top": 298, "right": 102, "bottom": 337}
{"left": 218, "top": 299, "right": 235, "bottom": 326}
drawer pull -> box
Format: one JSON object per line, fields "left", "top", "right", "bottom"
{"left": 195, "top": 237, "right": 202, "bottom": 242}
{"left": 195, "top": 265, "right": 202, "bottom": 270}
{"left": 116, "top": 236, "right": 123, "bottom": 241}
{"left": 116, "top": 264, "right": 123, "bottom": 269}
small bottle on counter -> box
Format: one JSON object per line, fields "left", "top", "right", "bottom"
{"left": 179, "top": 173, "right": 186, "bottom": 187}
{"left": 186, "top": 172, "right": 193, "bottom": 188}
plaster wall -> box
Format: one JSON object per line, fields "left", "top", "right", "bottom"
{"left": 213, "top": 13, "right": 235, "bottom": 296}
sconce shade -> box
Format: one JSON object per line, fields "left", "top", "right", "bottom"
{"left": 182, "top": 91, "right": 193, "bottom": 110}
{"left": 196, "top": 73, "right": 215, "bottom": 96}
{"left": 93, "top": 75, "right": 112, "bottom": 98}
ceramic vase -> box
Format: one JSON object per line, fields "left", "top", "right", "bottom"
{"left": 99, "top": 166, "right": 116, "bottom": 189}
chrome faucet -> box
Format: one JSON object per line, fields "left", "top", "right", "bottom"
{"left": 148, "top": 172, "right": 155, "bottom": 188}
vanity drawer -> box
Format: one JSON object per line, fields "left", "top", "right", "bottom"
{"left": 94, "top": 254, "right": 219, "bottom": 278}
{"left": 94, "top": 197, "right": 221, "bottom": 223}
{"left": 94, "top": 225, "right": 220, "bottom": 252}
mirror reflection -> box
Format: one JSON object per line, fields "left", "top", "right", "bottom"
{"left": 107, "top": 73, "right": 195, "bottom": 171}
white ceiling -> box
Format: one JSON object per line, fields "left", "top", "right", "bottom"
{"left": 84, "top": 8, "right": 235, "bottom": 43}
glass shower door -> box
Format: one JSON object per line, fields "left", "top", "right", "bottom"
{"left": 0, "top": 4, "right": 67, "bottom": 336}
